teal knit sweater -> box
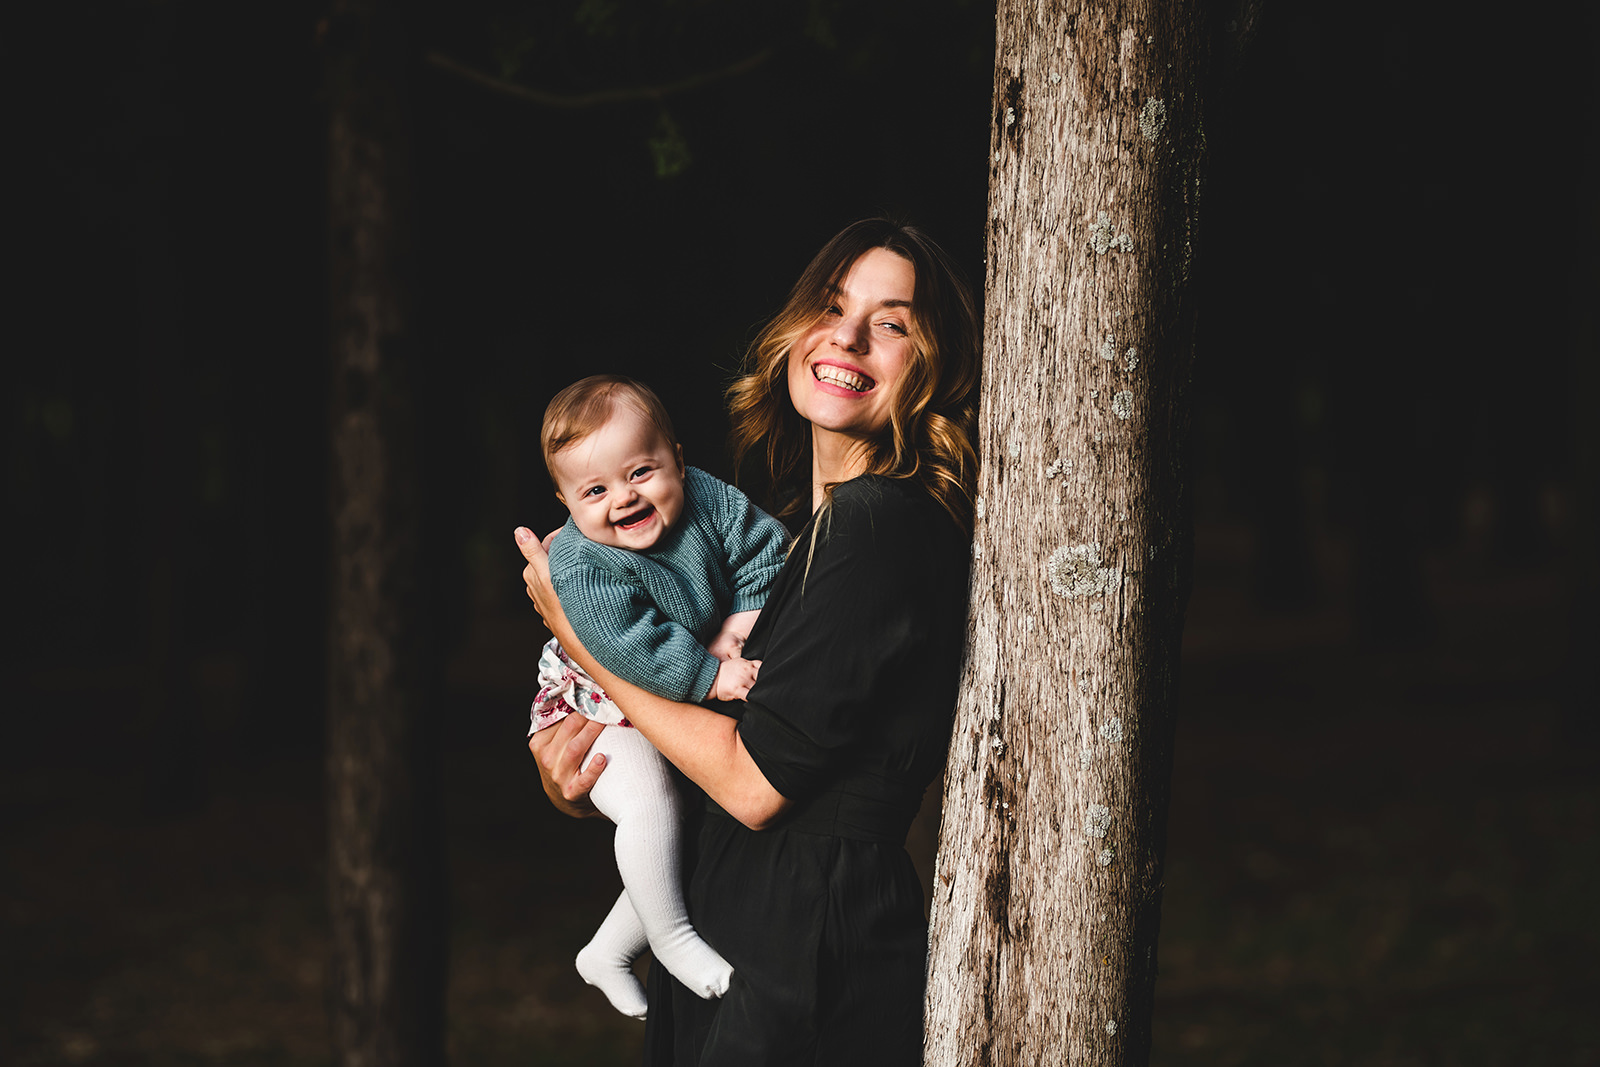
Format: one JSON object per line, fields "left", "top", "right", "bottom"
{"left": 548, "top": 467, "right": 791, "bottom": 703}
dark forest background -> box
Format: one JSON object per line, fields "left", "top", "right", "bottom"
{"left": 5, "top": 0, "right": 1596, "bottom": 1064}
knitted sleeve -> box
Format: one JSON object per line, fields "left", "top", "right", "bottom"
{"left": 549, "top": 523, "right": 722, "bottom": 703}
{"left": 692, "top": 469, "right": 790, "bottom": 614}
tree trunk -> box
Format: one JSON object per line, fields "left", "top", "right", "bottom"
{"left": 324, "top": 1, "right": 446, "bottom": 1064}
{"left": 925, "top": 2, "right": 1206, "bottom": 1064}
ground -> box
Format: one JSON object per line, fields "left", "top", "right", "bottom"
{"left": 3, "top": 523, "right": 1595, "bottom": 1066}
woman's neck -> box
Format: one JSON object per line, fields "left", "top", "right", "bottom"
{"left": 809, "top": 429, "right": 874, "bottom": 512}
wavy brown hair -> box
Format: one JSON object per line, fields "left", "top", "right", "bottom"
{"left": 726, "top": 219, "right": 981, "bottom": 533}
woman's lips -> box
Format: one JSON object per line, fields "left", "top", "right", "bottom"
{"left": 812, "top": 363, "right": 873, "bottom": 393}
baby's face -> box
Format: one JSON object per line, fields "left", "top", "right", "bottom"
{"left": 551, "top": 404, "right": 686, "bottom": 553}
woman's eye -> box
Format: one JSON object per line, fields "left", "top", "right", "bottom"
{"left": 823, "top": 304, "right": 842, "bottom": 317}
{"left": 880, "top": 321, "right": 908, "bottom": 335}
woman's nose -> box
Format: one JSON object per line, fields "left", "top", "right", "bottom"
{"left": 830, "top": 314, "right": 867, "bottom": 352}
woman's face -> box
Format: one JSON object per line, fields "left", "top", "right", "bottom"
{"left": 786, "top": 247, "right": 916, "bottom": 445}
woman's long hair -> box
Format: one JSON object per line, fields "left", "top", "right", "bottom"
{"left": 726, "top": 219, "right": 981, "bottom": 534}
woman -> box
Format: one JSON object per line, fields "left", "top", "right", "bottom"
{"left": 518, "top": 218, "right": 980, "bottom": 1065}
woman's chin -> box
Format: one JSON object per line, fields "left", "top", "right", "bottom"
{"left": 796, "top": 390, "right": 883, "bottom": 433}
{"left": 805, "top": 406, "right": 889, "bottom": 442}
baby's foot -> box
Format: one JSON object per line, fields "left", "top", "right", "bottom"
{"left": 575, "top": 943, "right": 648, "bottom": 1019}
{"left": 655, "top": 938, "right": 733, "bottom": 1001}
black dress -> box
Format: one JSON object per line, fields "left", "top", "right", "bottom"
{"left": 642, "top": 475, "right": 970, "bottom": 1066}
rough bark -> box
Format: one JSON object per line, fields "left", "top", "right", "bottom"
{"left": 925, "top": 2, "right": 1206, "bottom": 1064}
{"left": 324, "top": 1, "right": 445, "bottom": 1064}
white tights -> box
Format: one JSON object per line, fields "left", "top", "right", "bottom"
{"left": 572, "top": 723, "right": 732, "bottom": 1018}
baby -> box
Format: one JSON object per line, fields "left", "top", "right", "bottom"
{"left": 529, "top": 374, "right": 790, "bottom": 1018}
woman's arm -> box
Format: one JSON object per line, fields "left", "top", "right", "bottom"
{"left": 554, "top": 544, "right": 725, "bottom": 704}
{"left": 517, "top": 527, "right": 792, "bottom": 831}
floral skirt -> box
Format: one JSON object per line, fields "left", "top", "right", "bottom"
{"left": 528, "top": 637, "right": 631, "bottom": 733}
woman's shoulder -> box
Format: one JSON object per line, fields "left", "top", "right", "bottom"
{"left": 825, "top": 475, "right": 964, "bottom": 555}
{"left": 830, "top": 473, "right": 942, "bottom": 522}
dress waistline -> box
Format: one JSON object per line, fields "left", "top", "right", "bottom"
{"left": 704, "top": 778, "right": 920, "bottom": 846}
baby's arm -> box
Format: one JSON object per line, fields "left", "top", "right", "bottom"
{"left": 704, "top": 471, "right": 789, "bottom": 618}
{"left": 686, "top": 472, "right": 786, "bottom": 704}
{"left": 554, "top": 549, "right": 722, "bottom": 704}
{"left": 706, "top": 609, "right": 760, "bottom": 662}
{"left": 706, "top": 609, "right": 762, "bottom": 702}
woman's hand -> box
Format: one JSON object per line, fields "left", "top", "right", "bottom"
{"left": 517, "top": 526, "right": 607, "bottom": 818}
{"left": 516, "top": 526, "right": 573, "bottom": 643}
{"left": 527, "top": 713, "right": 608, "bottom": 819}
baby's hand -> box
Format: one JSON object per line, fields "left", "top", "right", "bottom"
{"left": 710, "top": 656, "right": 761, "bottom": 702}
{"left": 708, "top": 609, "right": 760, "bottom": 662}
{"left": 707, "top": 628, "right": 745, "bottom": 662}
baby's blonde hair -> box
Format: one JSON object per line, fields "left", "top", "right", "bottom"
{"left": 540, "top": 375, "right": 680, "bottom": 486}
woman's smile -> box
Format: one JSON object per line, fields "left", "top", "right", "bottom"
{"left": 811, "top": 360, "right": 875, "bottom": 394}
{"left": 787, "top": 246, "right": 916, "bottom": 450}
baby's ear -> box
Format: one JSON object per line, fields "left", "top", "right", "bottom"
{"left": 554, "top": 491, "right": 566, "bottom": 505}
{"left": 675, "top": 443, "right": 685, "bottom": 474}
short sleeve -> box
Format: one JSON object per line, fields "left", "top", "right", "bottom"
{"left": 736, "top": 478, "right": 969, "bottom": 802}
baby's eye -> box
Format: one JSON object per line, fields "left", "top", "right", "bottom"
{"left": 582, "top": 485, "right": 605, "bottom": 498}
{"left": 630, "top": 465, "right": 654, "bottom": 480}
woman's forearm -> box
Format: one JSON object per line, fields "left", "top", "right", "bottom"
{"left": 554, "top": 619, "right": 790, "bottom": 830}
{"left": 517, "top": 524, "right": 789, "bottom": 829}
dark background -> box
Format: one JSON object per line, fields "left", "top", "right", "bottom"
{"left": 6, "top": 1, "right": 1596, "bottom": 1064}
